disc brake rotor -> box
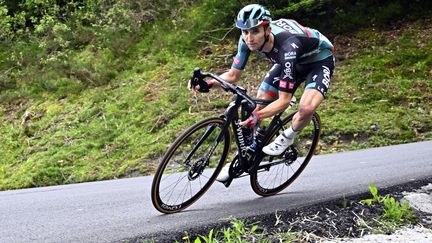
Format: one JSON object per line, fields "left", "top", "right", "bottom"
{"left": 188, "top": 159, "right": 206, "bottom": 180}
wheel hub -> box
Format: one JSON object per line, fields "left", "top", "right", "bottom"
{"left": 188, "top": 159, "right": 206, "bottom": 180}
{"left": 284, "top": 146, "right": 298, "bottom": 165}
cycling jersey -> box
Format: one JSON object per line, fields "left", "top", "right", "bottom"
{"left": 231, "top": 18, "right": 335, "bottom": 97}
{"left": 232, "top": 19, "right": 334, "bottom": 70}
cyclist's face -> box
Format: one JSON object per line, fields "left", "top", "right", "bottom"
{"left": 242, "top": 26, "right": 265, "bottom": 51}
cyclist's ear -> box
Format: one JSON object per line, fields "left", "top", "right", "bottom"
{"left": 266, "top": 26, "right": 272, "bottom": 33}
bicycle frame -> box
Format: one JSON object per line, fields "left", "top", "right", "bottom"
{"left": 191, "top": 68, "right": 293, "bottom": 180}
{"left": 224, "top": 97, "right": 287, "bottom": 174}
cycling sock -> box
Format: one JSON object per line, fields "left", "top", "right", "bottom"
{"left": 283, "top": 126, "right": 298, "bottom": 139}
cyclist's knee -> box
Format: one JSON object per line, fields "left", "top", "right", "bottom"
{"left": 257, "top": 90, "right": 274, "bottom": 100}
{"left": 297, "top": 104, "right": 316, "bottom": 119}
{"left": 255, "top": 91, "right": 275, "bottom": 112}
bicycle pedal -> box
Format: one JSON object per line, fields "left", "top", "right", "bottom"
{"left": 222, "top": 177, "right": 234, "bottom": 188}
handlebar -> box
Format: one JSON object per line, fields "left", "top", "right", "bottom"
{"left": 191, "top": 68, "right": 257, "bottom": 110}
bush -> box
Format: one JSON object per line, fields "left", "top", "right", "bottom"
{"left": 264, "top": 0, "right": 432, "bottom": 34}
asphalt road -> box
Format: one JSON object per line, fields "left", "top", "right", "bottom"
{"left": 1, "top": 141, "right": 431, "bottom": 242}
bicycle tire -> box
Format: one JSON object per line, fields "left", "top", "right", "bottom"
{"left": 151, "top": 117, "right": 230, "bottom": 213}
{"left": 250, "top": 111, "right": 321, "bottom": 196}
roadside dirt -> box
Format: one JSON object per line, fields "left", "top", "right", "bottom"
{"left": 135, "top": 177, "right": 432, "bottom": 242}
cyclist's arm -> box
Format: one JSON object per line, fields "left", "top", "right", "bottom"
{"left": 210, "top": 67, "right": 243, "bottom": 88}
{"left": 210, "top": 37, "right": 249, "bottom": 89}
{"left": 254, "top": 91, "right": 293, "bottom": 118}
{"left": 239, "top": 91, "right": 293, "bottom": 127}
{"left": 189, "top": 36, "right": 249, "bottom": 92}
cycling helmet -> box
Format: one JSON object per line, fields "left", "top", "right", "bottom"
{"left": 235, "top": 4, "right": 272, "bottom": 30}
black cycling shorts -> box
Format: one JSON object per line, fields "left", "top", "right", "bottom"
{"left": 258, "top": 55, "right": 335, "bottom": 99}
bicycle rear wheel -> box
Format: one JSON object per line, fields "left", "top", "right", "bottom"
{"left": 250, "top": 112, "right": 320, "bottom": 196}
{"left": 151, "top": 117, "right": 230, "bottom": 213}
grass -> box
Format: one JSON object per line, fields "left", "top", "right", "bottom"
{"left": 0, "top": 1, "right": 234, "bottom": 190}
{"left": 181, "top": 219, "right": 266, "bottom": 243}
{"left": 317, "top": 19, "right": 432, "bottom": 152}
{"left": 178, "top": 221, "right": 318, "bottom": 243}
{"left": 360, "top": 184, "right": 416, "bottom": 234}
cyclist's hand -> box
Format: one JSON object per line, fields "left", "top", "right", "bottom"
{"left": 188, "top": 79, "right": 200, "bottom": 93}
{"left": 188, "top": 79, "right": 214, "bottom": 93}
{"left": 240, "top": 112, "right": 261, "bottom": 128}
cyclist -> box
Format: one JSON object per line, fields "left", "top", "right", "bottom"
{"left": 188, "top": 4, "right": 335, "bottom": 181}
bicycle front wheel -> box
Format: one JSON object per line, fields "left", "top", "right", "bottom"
{"left": 151, "top": 117, "right": 230, "bottom": 213}
{"left": 250, "top": 112, "right": 321, "bottom": 196}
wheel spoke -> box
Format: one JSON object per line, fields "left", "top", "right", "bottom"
{"left": 161, "top": 174, "right": 188, "bottom": 204}
{"left": 151, "top": 118, "right": 229, "bottom": 213}
{"left": 250, "top": 113, "right": 320, "bottom": 196}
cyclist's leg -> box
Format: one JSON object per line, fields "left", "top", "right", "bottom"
{"left": 292, "top": 56, "right": 334, "bottom": 131}
{"left": 292, "top": 89, "right": 324, "bottom": 131}
{"left": 263, "top": 56, "right": 334, "bottom": 155}
{"left": 241, "top": 66, "right": 281, "bottom": 147}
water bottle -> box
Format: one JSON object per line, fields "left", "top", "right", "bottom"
{"left": 254, "top": 126, "right": 266, "bottom": 149}
{"left": 248, "top": 126, "right": 266, "bottom": 153}
{"left": 243, "top": 128, "right": 254, "bottom": 146}
{"left": 248, "top": 137, "right": 257, "bottom": 152}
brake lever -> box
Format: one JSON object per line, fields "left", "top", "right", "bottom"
{"left": 191, "top": 68, "right": 205, "bottom": 86}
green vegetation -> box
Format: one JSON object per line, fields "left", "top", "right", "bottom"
{"left": 0, "top": 1, "right": 431, "bottom": 190}
{"left": 360, "top": 184, "right": 416, "bottom": 233}
{"left": 182, "top": 219, "right": 265, "bottom": 243}
{"left": 269, "top": 0, "right": 432, "bottom": 34}
{"left": 319, "top": 20, "right": 432, "bottom": 152}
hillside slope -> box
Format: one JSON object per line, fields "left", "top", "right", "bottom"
{"left": 0, "top": 2, "right": 431, "bottom": 190}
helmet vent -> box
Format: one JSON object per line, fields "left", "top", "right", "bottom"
{"left": 243, "top": 11, "right": 251, "bottom": 22}
{"left": 252, "top": 9, "right": 262, "bottom": 19}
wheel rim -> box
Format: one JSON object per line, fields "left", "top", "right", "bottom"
{"left": 153, "top": 119, "right": 228, "bottom": 212}
{"left": 252, "top": 114, "right": 320, "bottom": 195}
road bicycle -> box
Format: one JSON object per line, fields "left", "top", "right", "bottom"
{"left": 151, "top": 68, "right": 321, "bottom": 214}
